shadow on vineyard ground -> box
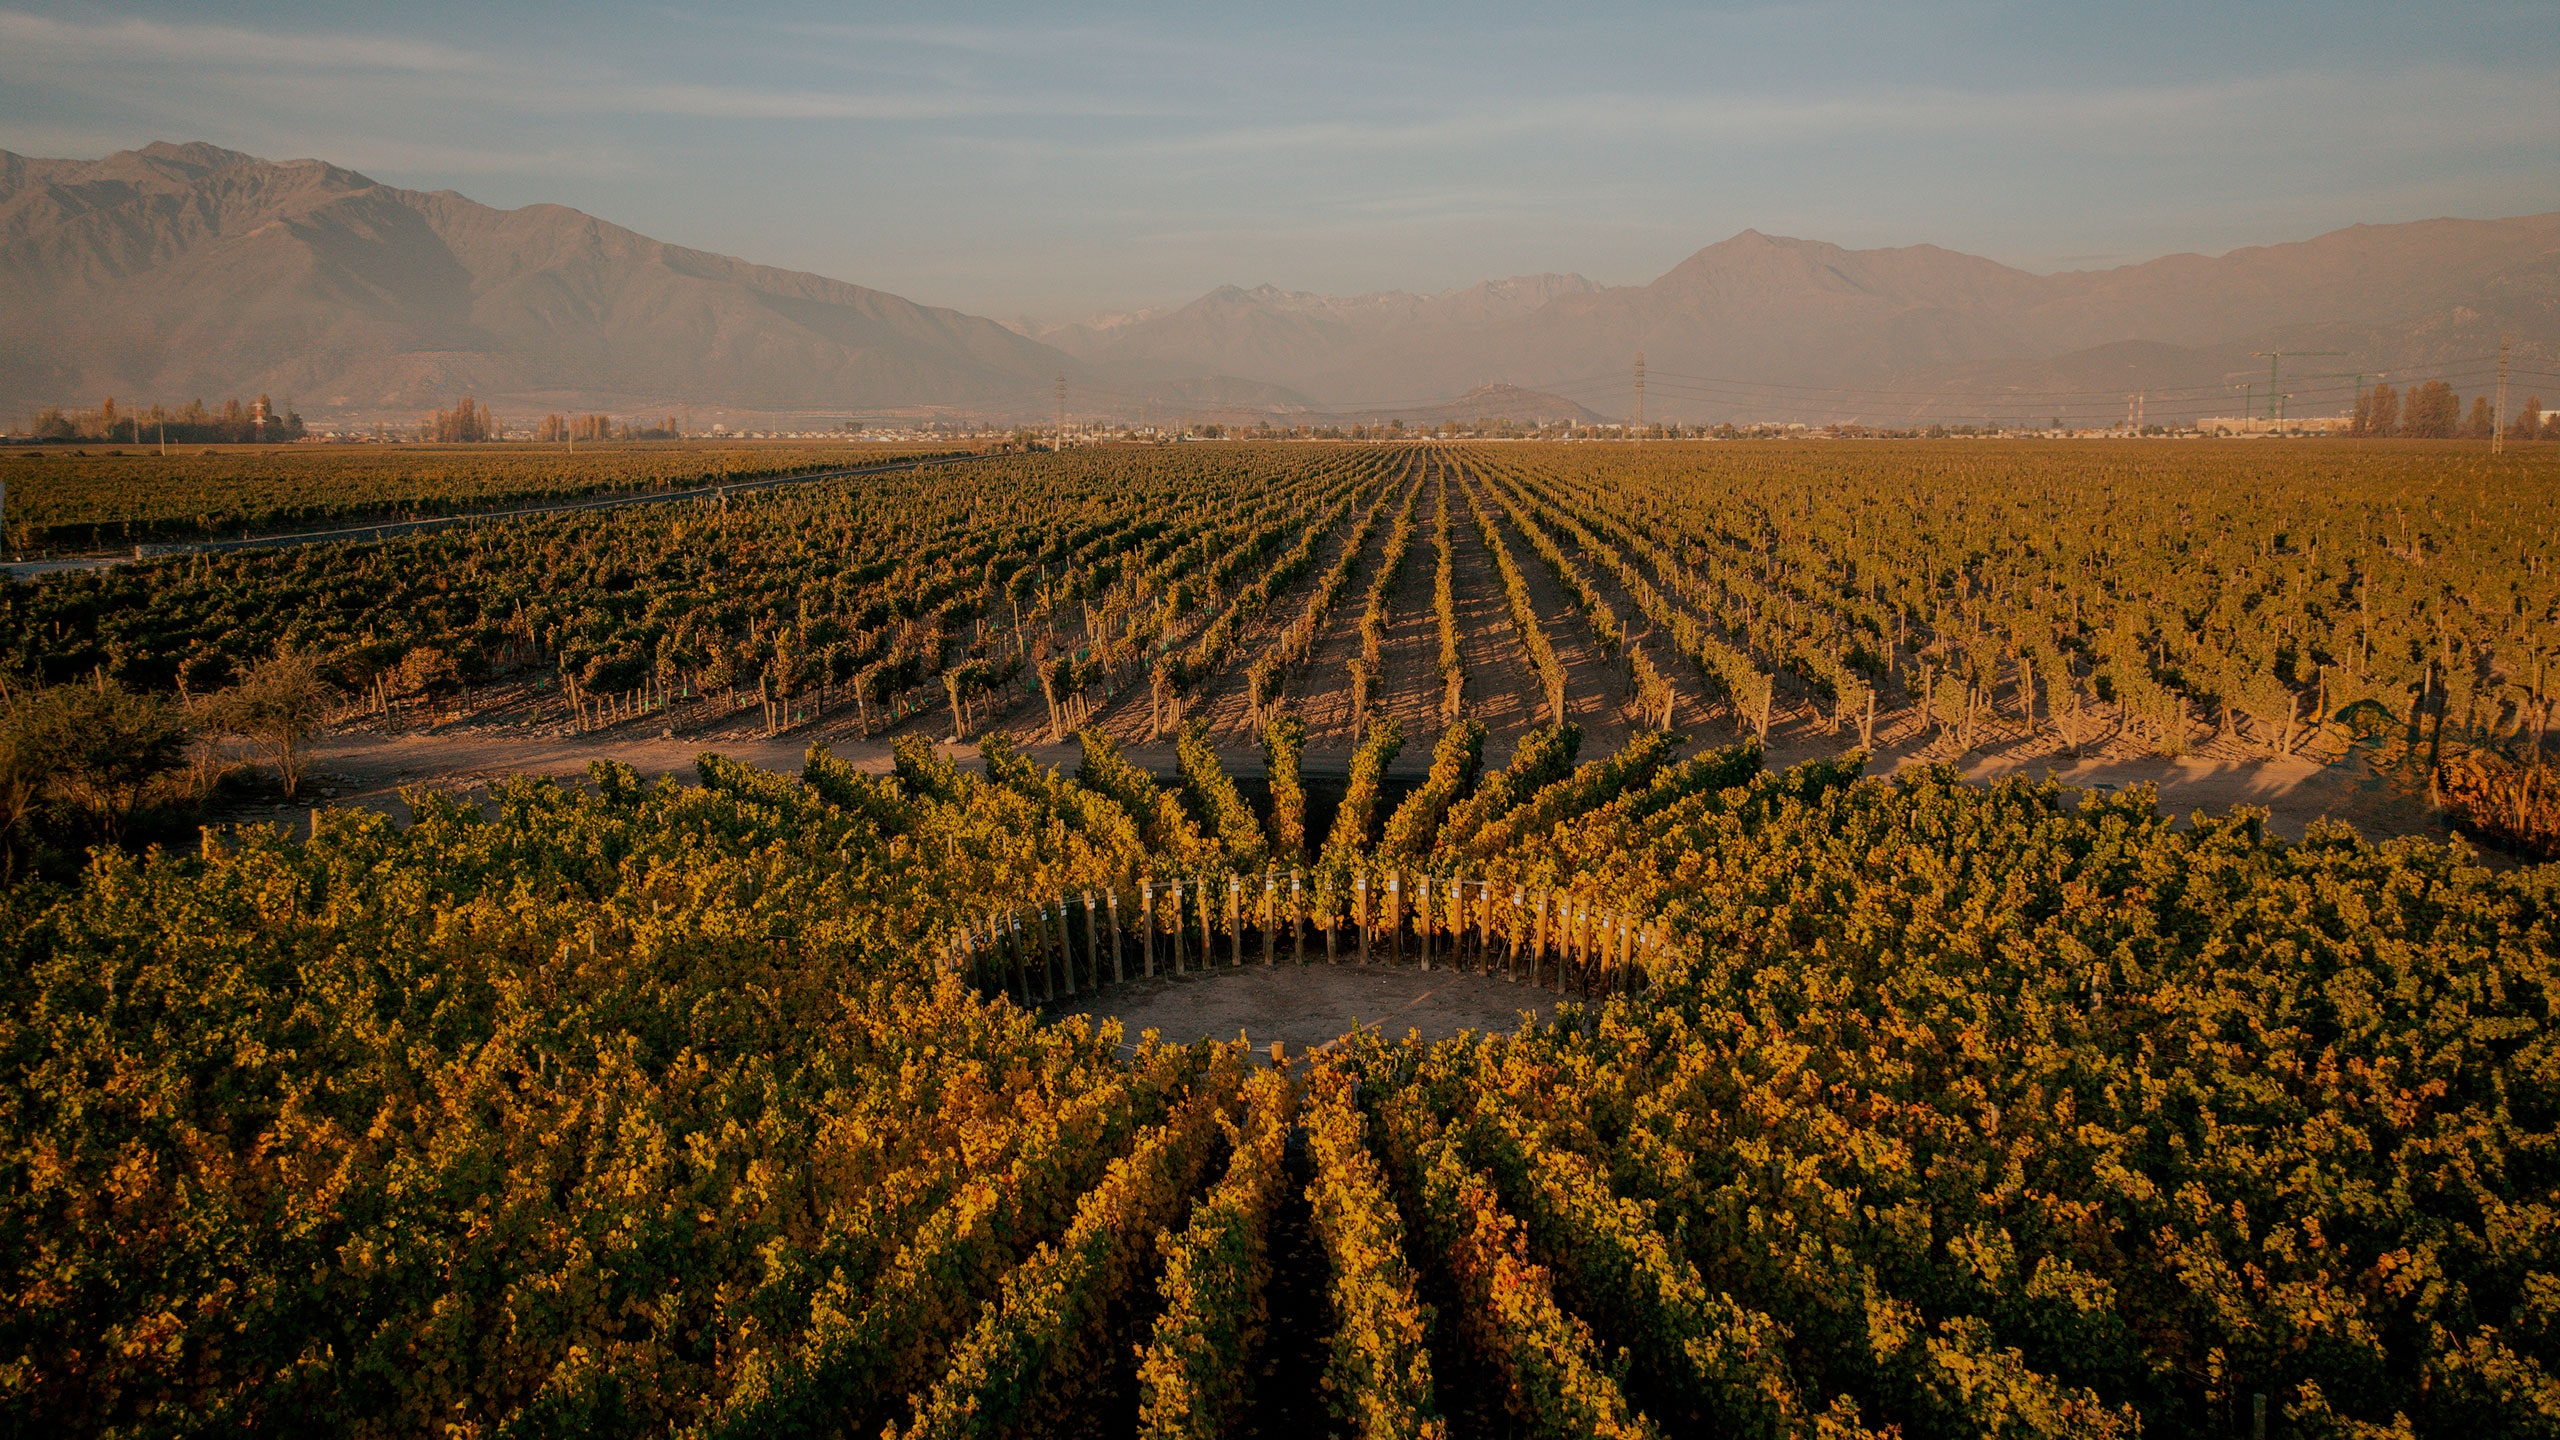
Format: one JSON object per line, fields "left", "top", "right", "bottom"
{"left": 1244, "top": 1130, "right": 1336, "bottom": 1439}
{"left": 1401, "top": 1190, "right": 1508, "bottom": 1440}
{"left": 276, "top": 719, "right": 2480, "bottom": 856}
{"left": 1477, "top": 474, "right": 1637, "bottom": 752}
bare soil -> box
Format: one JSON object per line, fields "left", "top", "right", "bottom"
{"left": 1213, "top": 468, "right": 1417, "bottom": 746}
{"left": 273, "top": 690, "right": 2471, "bottom": 857}
{"left": 1466, "top": 470, "right": 1636, "bottom": 755}
{"left": 1051, "top": 960, "right": 1550, "bottom": 1052}
{"left": 263, "top": 480, "right": 2492, "bottom": 865}
{"left": 1429, "top": 468, "right": 1552, "bottom": 745}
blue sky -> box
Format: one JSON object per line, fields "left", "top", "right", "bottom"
{"left": 3, "top": 2, "right": 2553, "bottom": 320}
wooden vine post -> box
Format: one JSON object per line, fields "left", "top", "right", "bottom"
{"left": 1028, "top": 909, "right": 1053, "bottom": 1002}
{"left": 1052, "top": 902, "right": 1075, "bottom": 997}
{"left": 1508, "top": 887, "right": 1525, "bottom": 982}
{"left": 1530, "top": 889, "right": 1549, "bottom": 989}
{"left": 1262, "top": 873, "right": 1277, "bottom": 966}
{"left": 1418, "top": 874, "right": 1433, "bottom": 971}
{"left": 1082, "top": 892, "right": 1100, "bottom": 989}
{"left": 1033, "top": 904, "right": 1054, "bottom": 998}
{"left": 1140, "top": 880, "right": 1156, "bottom": 978}
{"left": 1006, "top": 910, "right": 1033, "bottom": 1003}
{"left": 1355, "top": 873, "right": 1370, "bottom": 964}
{"left": 1106, "top": 889, "right": 1125, "bottom": 984}
{"left": 1290, "top": 869, "right": 1306, "bottom": 963}
{"left": 988, "top": 909, "right": 1012, "bottom": 1005}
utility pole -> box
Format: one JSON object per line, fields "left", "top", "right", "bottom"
{"left": 2493, "top": 335, "right": 2511, "bottom": 456}
{"left": 2251, "top": 350, "right": 2341, "bottom": 422}
{"left": 2290, "top": 370, "right": 2379, "bottom": 436}
{"left": 2351, "top": 373, "right": 2379, "bottom": 436}
{"left": 1633, "top": 352, "right": 1645, "bottom": 439}
{"left": 2137, "top": 391, "right": 2146, "bottom": 431}
{"left": 1055, "top": 374, "right": 1067, "bottom": 452}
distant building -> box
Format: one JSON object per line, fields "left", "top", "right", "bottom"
{"left": 2197, "top": 415, "right": 2353, "bottom": 436}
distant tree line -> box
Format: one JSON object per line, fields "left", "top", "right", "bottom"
{"left": 428, "top": 396, "right": 496, "bottom": 442}
{"left": 534, "top": 411, "right": 681, "bottom": 442}
{"left": 423, "top": 400, "right": 687, "bottom": 443}
{"left": 2351, "top": 380, "right": 2556, "bottom": 439}
{"left": 30, "top": 395, "right": 304, "bottom": 444}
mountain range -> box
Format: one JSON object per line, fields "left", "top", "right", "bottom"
{"left": 4, "top": 142, "right": 2555, "bottom": 427}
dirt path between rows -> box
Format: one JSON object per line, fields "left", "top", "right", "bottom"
{"left": 1489, "top": 467, "right": 1729, "bottom": 736}
{"left": 1429, "top": 465, "right": 1549, "bottom": 749}
{"left": 1461, "top": 465, "right": 1636, "bottom": 758}
{"left": 1280, "top": 472, "right": 1415, "bottom": 747}
{"left": 1352, "top": 466, "right": 1445, "bottom": 750}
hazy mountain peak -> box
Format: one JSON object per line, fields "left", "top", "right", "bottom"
{"left": 3, "top": 141, "right": 2552, "bottom": 427}
{"left": 0, "top": 140, "right": 1093, "bottom": 419}
{"left": 130, "top": 140, "right": 272, "bottom": 176}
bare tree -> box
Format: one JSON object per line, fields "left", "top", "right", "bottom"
{"left": 216, "top": 649, "right": 334, "bottom": 799}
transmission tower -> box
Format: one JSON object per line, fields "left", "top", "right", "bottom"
{"left": 2293, "top": 371, "right": 2378, "bottom": 435}
{"left": 2347, "top": 373, "right": 2383, "bottom": 436}
{"left": 2251, "top": 350, "right": 2341, "bottom": 421}
{"left": 1055, "top": 375, "right": 1066, "bottom": 452}
{"left": 1633, "top": 352, "right": 1646, "bottom": 438}
{"left": 2493, "top": 336, "right": 2511, "bottom": 457}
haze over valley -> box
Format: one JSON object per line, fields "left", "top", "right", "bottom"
{"left": 6, "top": 140, "right": 2554, "bottom": 429}
{"left": 5, "top": 7, "right": 2560, "bottom": 1439}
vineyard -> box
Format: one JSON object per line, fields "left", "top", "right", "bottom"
{"left": 0, "top": 439, "right": 2552, "bottom": 851}
{"left": 0, "top": 441, "right": 967, "bottom": 551}
{"left": 1, "top": 718, "right": 2554, "bottom": 1436}
{"left": 0, "top": 439, "right": 2556, "bottom": 1435}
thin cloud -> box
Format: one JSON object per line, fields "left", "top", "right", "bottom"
{"left": 0, "top": 8, "right": 1162, "bottom": 124}
{"left": 582, "top": 82, "right": 1165, "bottom": 122}
{"left": 0, "top": 9, "right": 492, "bottom": 74}
{"left": 995, "top": 64, "right": 2555, "bottom": 163}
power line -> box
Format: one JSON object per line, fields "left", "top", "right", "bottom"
{"left": 2493, "top": 337, "right": 2511, "bottom": 457}
{"left": 1574, "top": 364, "right": 2523, "bottom": 421}
{"left": 2251, "top": 350, "right": 2342, "bottom": 424}
{"left": 1637, "top": 351, "right": 2523, "bottom": 404}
